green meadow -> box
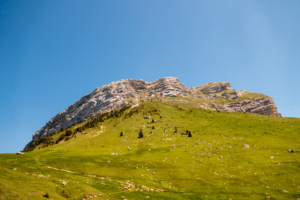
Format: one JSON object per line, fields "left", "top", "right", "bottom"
{"left": 1, "top": 100, "right": 300, "bottom": 200}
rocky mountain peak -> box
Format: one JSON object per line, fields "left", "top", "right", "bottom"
{"left": 30, "top": 77, "right": 281, "bottom": 141}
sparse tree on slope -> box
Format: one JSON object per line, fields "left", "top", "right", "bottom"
{"left": 138, "top": 129, "right": 143, "bottom": 138}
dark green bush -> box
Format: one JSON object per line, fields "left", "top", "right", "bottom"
{"left": 65, "top": 129, "right": 72, "bottom": 136}
{"left": 43, "top": 192, "right": 49, "bottom": 198}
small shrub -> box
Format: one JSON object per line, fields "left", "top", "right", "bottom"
{"left": 43, "top": 192, "right": 49, "bottom": 198}
{"left": 61, "top": 190, "right": 70, "bottom": 198}
{"left": 152, "top": 126, "right": 155, "bottom": 129}
{"left": 76, "top": 126, "right": 82, "bottom": 132}
{"left": 120, "top": 131, "right": 123, "bottom": 136}
{"left": 65, "top": 129, "right": 72, "bottom": 136}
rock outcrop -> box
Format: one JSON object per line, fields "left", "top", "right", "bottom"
{"left": 29, "top": 77, "right": 281, "bottom": 141}
{"left": 195, "top": 82, "right": 232, "bottom": 94}
{"left": 212, "top": 97, "right": 281, "bottom": 117}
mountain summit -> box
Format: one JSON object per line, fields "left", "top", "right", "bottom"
{"left": 31, "top": 77, "right": 281, "bottom": 140}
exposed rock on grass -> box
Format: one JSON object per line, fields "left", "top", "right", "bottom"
{"left": 288, "top": 149, "right": 294, "bottom": 153}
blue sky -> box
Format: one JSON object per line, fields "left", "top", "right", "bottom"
{"left": 0, "top": 0, "right": 299, "bottom": 153}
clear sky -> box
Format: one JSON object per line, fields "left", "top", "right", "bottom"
{"left": 0, "top": 0, "right": 299, "bottom": 153}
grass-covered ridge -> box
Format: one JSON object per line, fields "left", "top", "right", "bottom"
{"left": 1, "top": 101, "right": 299, "bottom": 199}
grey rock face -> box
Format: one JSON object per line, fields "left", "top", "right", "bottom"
{"left": 29, "top": 77, "right": 281, "bottom": 142}
{"left": 197, "top": 82, "right": 232, "bottom": 94}
{"left": 213, "top": 97, "right": 282, "bottom": 117}
{"left": 222, "top": 90, "right": 247, "bottom": 100}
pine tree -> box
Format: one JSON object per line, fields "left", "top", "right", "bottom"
{"left": 138, "top": 129, "right": 143, "bottom": 138}
{"left": 120, "top": 131, "right": 123, "bottom": 136}
{"left": 188, "top": 131, "right": 192, "bottom": 137}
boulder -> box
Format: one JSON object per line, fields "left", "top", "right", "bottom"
{"left": 288, "top": 149, "right": 294, "bottom": 153}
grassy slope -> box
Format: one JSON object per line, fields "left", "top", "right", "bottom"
{"left": 1, "top": 101, "right": 300, "bottom": 200}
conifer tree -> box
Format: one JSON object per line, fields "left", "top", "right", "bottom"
{"left": 138, "top": 129, "right": 143, "bottom": 138}
{"left": 120, "top": 131, "right": 123, "bottom": 136}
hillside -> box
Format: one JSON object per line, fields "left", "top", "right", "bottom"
{"left": 1, "top": 100, "right": 299, "bottom": 200}
{"left": 27, "top": 77, "right": 281, "bottom": 146}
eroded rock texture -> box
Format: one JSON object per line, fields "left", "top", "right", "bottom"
{"left": 212, "top": 97, "right": 281, "bottom": 117}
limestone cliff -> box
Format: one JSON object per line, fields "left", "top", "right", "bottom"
{"left": 212, "top": 97, "right": 281, "bottom": 117}
{"left": 30, "top": 77, "right": 281, "bottom": 141}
